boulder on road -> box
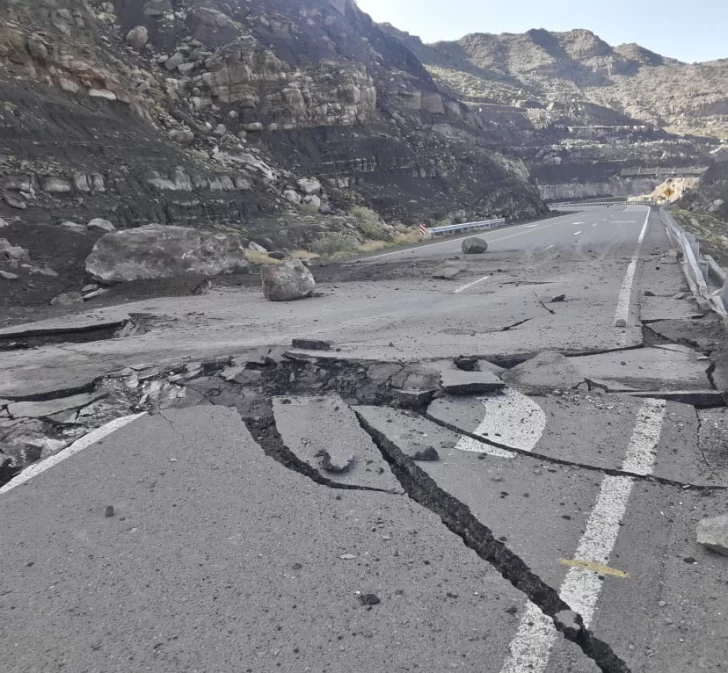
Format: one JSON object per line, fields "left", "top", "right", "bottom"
{"left": 501, "top": 351, "right": 584, "bottom": 393}
{"left": 85, "top": 224, "right": 250, "bottom": 283}
{"left": 462, "top": 237, "right": 488, "bottom": 254}
{"left": 261, "top": 259, "right": 315, "bottom": 301}
{"left": 697, "top": 513, "right": 728, "bottom": 556}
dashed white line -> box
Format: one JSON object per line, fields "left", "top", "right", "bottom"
{"left": 592, "top": 223, "right": 599, "bottom": 227}
{"left": 613, "top": 207, "right": 651, "bottom": 327}
{"left": 499, "top": 399, "right": 666, "bottom": 673}
{"left": 0, "top": 413, "right": 146, "bottom": 496}
{"left": 453, "top": 274, "right": 491, "bottom": 294}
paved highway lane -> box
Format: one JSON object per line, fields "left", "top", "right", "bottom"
{"left": 2, "top": 206, "right": 726, "bottom": 673}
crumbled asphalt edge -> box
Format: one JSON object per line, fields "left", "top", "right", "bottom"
{"left": 355, "top": 412, "right": 631, "bottom": 673}
{"left": 421, "top": 410, "right": 727, "bottom": 491}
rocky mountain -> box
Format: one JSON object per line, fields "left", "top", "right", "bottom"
{"left": 0, "top": 0, "right": 546, "bottom": 245}
{"left": 381, "top": 26, "right": 728, "bottom": 137}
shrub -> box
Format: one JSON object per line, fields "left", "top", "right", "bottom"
{"left": 310, "top": 232, "right": 359, "bottom": 258}
{"left": 350, "top": 205, "right": 391, "bottom": 241}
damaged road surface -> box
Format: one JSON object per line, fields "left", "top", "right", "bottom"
{"left": 2, "top": 206, "right": 728, "bottom": 673}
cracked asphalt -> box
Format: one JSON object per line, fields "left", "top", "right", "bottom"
{"left": 2, "top": 206, "right": 728, "bottom": 673}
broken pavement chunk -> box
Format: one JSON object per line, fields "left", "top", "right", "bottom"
{"left": 315, "top": 449, "right": 355, "bottom": 473}
{"left": 440, "top": 368, "right": 505, "bottom": 395}
{"left": 697, "top": 513, "right": 728, "bottom": 556}
{"left": 454, "top": 356, "right": 479, "bottom": 372}
{"left": 501, "top": 351, "right": 584, "bottom": 393}
{"left": 8, "top": 391, "right": 106, "bottom": 419}
{"left": 432, "top": 260, "right": 467, "bottom": 279}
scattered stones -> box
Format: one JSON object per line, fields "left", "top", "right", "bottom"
{"left": 358, "top": 593, "right": 380, "bottom": 606}
{"left": 316, "top": 449, "right": 355, "bottom": 474}
{"left": 461, "top": 237, "right": 488, "bottom": 254}
{"left": 50, "top": 292, "right": 84, "bottom": 307}
{"left": 169, "top": 129, "right": 195, "bottom": 144}
{"left": 432, "top": 260, "right": 467, "bottom": 279}
{"left": 440, "top": 368, "right": 505, "bottom": 394}
{"left": 291, "top": 338, "right": 332, "bottom": 351}
{"left": 87, "top": 218, "right": 115, "bottom": 233}
{"left": 261, "top": 259, "right": 315, "bottom": 301}
{"left": 412, "top": 447, "right": 439, "bottom": 462}
{"left": 86, "top": 224, "right": 249, "bottom": 282}
{"left": 0, "top": 238, "right": 30, "bottom": 263}
{"left": 126, "top": 25, "right": 149, "bottom": 50}
{"left": 165, "top": 51, "right": 185, "bottom": 71}
{"left": 501, "top": 351, "right": 584, "bottom": 393}
{"left": 697, "top": 513, "right": 728, "bottom": 556}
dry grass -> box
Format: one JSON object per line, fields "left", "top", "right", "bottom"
{"left": 289, "top": 249, "right": 320, "bottom": 261}
{"left": 246, "top": 251, "right": 281, "bottom": 266}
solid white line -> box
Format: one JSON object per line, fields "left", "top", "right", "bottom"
{"left": 574, "top": 231, "right": 582, "bottom": 236}
{"left": 499, "top": 399, "right": 666, "bottom": 673}
{"left": 453, "top": 274, "right": 491, "bottom": 294}
{"left": 525, "top": 224, "right": 539, "bottom": 228}
{"left": 613, "top": 208, "right": 651, "bottom": 327}
{"left": 0, "top": 414, "right": 146, "bottom": 496}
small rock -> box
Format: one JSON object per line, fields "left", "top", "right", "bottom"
{"left": 644, "top": 290, "right": 656, "bottom": 297}
{"left": 82, "top": 283, "right": 99, "bottom": 293}
{"left": 284, "top": 189, "right": 301, "bottom": 204}
{"left": 297, "top": 178, "right": 322, "bottom": 195}
{"left": 554, "top": 610, "right": 582, "bottom": 634}
{"left": 291, "top": 338, "right": 332, "bottom": 351}
{"left": 462, "top": 237, "right": 488, "bottom": 254}
{"left": 0, "top": 217, "right": 8, "bottom": 228}
{"left": 0, "top": 270, "right": 19, "bottom": 280}
{"left": 60, "top": 221, "right": 87, "bottom": 233}
{"left": 50, "top": 292, "right": 84, "bottom": 307}
{"left": 269, "top": 251, "right": 286, "bottom": 260}
{"left": 104, "top": 505, "right": 115, "bottom": 518}
{"left": 4, "top": 193, "right": 27, "bottom": 209}
{"left": 412, "top": 447, "right": 439, "bottom": 462}
{"left": 83, "top": 288, "right": 109, "bottom": 301}
{"left": 316, "top": 449, "right": 355, "bottom": 474}
{"left": 214, "top": 123, "right": 227, "bottom": 137}
{"left": 673, "top": 292, "right": 688, "bottom": 300}
{"left": 248, "top": 241, "right": 268, "bottom": 254}
{"left": 454, "top": 356, "right": 479, "bottom": 372}
{"left": 358, "top": 593, "right": 380, "bottom": 606}
{"left": 164, "top": 51, "right": 185, "bottom": 71}
{"left": 339, "top": 554, "right": 357, "bottom": 560}
{"left": 697, "top": 513, "right": 728, "bottom": 556}
{"left": 550, "top": 294, "right": 566, "bottom": 303}
{"left": 88, "top": 218, "right": 115, "bottom": 233}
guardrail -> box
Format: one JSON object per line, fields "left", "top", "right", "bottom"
{"left": 428, "top": 218, "right": 507, "bottom": 237}
{"left": 659, "top": 208, "right": 727, "bottom": 316}
{"left": 548, "top": 201, "right": 627, "bottom": 210}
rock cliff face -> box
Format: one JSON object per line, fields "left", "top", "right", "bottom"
{"left": 379, "top": 24, "right": 719, "bottom": 202}
{"left": 0, "top": 0, "right": 546, "bottom": 248}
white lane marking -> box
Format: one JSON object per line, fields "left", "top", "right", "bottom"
{"left": 453, "top": 274, "right": 491, "bottom": 294}
{"left": 613, "top": 207, "right": 651, "bottom": 327}
{"left": 0, "top": 414, "right": 146, "bottom": 496}
{"left": 545, "top": 244, "right": 555, "bottom": 251}
{"left": 499, "top": 399, "right": 666, "bottom": 673}
{"left": 592, "top": 223, "right": 599, "bottom": 227}
{"left": 572, "top": 222, "right": 584, "bottom": 225}
{"left": 455, "top": 390, "right": 546, "bottom": 458}
{"left": 574, "top": 231, "right": 582, "bottom": 236}
{"left": 614, "top": 221, "right": 638, "bottom": 224}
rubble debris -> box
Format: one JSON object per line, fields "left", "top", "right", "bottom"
{"left": 440, "top": 369, "right": 505, "bottom": 395}
{"left": 316, "top": 449, "right": 355, "bottom": 474}
{"left": 432, "top": 260, "right": 468, "bottom": 279}
{"left": 262, "top": 259, "right": 315, "bottom": 301}
{"left": 697, "top": 513, "right": 728, "bottom": 556}
{"left": 291, "top": 338, "right": 332, "bottom": 351}
{"left": 412, "top": 447, "right": 440, "bottom": 462}
{"left": 501, "top": 351, "right": 584, "bottom": 393}
{"left": 191, "top": 279, "right": 213, "bottom": 295}
{"left": 461, "top": 237, "right": 488, "bottom": 254}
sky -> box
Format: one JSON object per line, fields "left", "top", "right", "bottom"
{"left": 355, "top": 0, "right": 728, "bottom": 63}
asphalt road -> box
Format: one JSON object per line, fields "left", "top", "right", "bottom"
{"left": 2, "top": 206, "right": 727, "bottom": 673}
